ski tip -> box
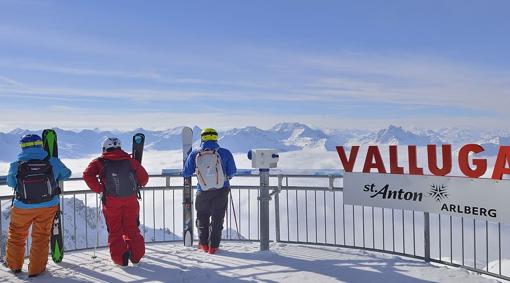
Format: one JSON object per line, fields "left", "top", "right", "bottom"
{"left": 52, "top": 257, "right": 63, "bottom": 263}
{"left": 133, "top": 133, "right": 145, "bottom": 144}
{"left": 182, "top": 127, "right": 193, "bottom": 135}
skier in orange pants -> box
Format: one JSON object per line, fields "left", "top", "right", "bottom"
{"left": 4, "top": 134, "right": 71, "bottom": 277}
{"left": 6, "top": 207, "right": 58, "bottom": 275}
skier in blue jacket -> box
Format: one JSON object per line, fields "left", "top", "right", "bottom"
{"left": 183, "top": 128, "right": 236, "bottom": 254}
{"left": 4, "top": 134, "right": 71, "bottom": 277}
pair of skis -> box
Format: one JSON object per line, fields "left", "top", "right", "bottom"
{"left": 182, "top": 127, "right": 194, "bottom": 247}
{"left": 42, "top": 129, "right": 63, "bottom": 264}
{"left": 42, "top": 129, "right": 146, "bottom": 263}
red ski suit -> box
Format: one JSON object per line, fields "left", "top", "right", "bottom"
{"left": 83, "top": 149, "right": 149, "bottom": 265}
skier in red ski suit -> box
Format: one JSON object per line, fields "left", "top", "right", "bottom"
{"left": 83, "top": 137, "right": 149, "bottom": 266}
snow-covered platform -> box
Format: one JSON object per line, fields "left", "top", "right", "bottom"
{"left": 0, "top": 242, "right": 503, "bottom": 283}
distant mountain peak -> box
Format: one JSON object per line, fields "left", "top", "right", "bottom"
{"left": 8, "top": 128, "right": 26, "bottom": 135}
{"left": 373, "top": 125, "right": 441, "bottom": 145}
{"left": 272, "top": 122, "right": 312, "bottom": 132}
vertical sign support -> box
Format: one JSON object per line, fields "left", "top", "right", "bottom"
{"left": 424, "top": 212, "right": 431, "bottom": 262}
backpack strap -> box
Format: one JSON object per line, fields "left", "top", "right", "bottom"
{"left": 195, "top": 149, "right": 207, "bottom": 186}
{"left": 213, "top": 149, "right": 221, "bottom": 185}
{"left": 97, "top": 157, "right": 108, "bottom": 204}
{"left": 13, "top": 161, "right": 22, "bottom": 205}
{"left": 213, "top": 149, "right": 227, "bottom": 179}
{"left": 44, "top": 155, "right": 62, "bottom": 195}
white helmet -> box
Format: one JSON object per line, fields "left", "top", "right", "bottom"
{"left": 102, "top": 137, "right": 122, "bottom": 152}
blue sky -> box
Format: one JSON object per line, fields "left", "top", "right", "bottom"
{"left": 0, "top": 0, "right": 509, "bottom": 130}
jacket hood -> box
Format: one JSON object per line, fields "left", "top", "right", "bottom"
{"left": 17, "top": 147, "right": 48, "bottom": 161}
{"left": 201, "top": 141, "right": 220, "bottom": 150}
{"left": 101, "top": 149, "right": 131, "bottom": 160}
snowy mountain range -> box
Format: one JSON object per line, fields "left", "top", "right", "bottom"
{"left": 1, "top": 123, "right": 510, "bottom": 161}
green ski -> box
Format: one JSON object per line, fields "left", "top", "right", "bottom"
{"left": 42, "top": 129, "right": 64, "bottom": 263}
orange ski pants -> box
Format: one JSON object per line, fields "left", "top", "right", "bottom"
{"left": 5, "top": 205, "right": 58, "bottom": 275}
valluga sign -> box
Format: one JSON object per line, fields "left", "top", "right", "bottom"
{"left": 344, "top": 172, "right": 510, "bottom": 223}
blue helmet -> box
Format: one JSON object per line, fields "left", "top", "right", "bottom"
{"left": 20, "top": 134, "right": 43, "bottom": 149}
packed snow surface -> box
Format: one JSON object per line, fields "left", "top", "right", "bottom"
{"left": 0, "top": 242, "right": 503, "bottom": 282}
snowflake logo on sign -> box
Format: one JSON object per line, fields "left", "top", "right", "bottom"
{"left": 429, "top": 184, "right": 448, "bottom": 202}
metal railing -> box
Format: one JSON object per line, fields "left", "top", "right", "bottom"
{"left": 0, "top": 172, "right": 508, "bottom": 281}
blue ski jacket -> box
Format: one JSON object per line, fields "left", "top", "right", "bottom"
{"left": 183, "top": 141, "right": 237, "bottom": 192}
{"left": 7, "top": 147, "right": 72, "bottom": 209}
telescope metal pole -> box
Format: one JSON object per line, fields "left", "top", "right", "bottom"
{"left": 259, "top": 168, "right": 270, "bottom": 251}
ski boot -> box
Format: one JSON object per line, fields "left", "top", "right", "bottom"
{"left": 198, "top": 244, "right": 209, "bottom": 253}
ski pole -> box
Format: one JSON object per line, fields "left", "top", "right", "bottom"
{"left": 92, "top": 193, "right": 102, "bottom": 259}
{"left": 229, "top": 190, "right": 240, "bottom": 239}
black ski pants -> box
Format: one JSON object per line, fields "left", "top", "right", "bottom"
{"left": 195, "top": 188, "right": 229, "bottom": 248}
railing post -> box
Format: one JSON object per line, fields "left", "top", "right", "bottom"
{"left": 275, "top": 175, "right": 283, "bottom": 243}
{"left": 424, "top": 212, "right": 431, "bottom": 262}
{"left": 259, "top": 169, "right": 271, "bottom": 251}
{"left": 59, "top": 180, "right": 64, "bottom": 246}
{"left": 164, "top": 176, "right": 170, "bottom": 241}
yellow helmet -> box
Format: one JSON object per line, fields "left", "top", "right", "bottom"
{"left": 201, "top": 128, "right": 218, "bottom": 141}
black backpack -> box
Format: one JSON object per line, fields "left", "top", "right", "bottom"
{"left": 101, "top": 159, "right": 138, "bottom": 197}
{"left": 16, "top": 157, "right": 59, "bottom": 204}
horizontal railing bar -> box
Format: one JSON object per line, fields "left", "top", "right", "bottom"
{"left": 0, "top": 172, "right": 343, "bottom": 186}
{"left": 0, "top": 184, "right": 343, "bottom": 201}
{"left": 280, "top": 186, "right": 343, "bottom": 191}
{"left": 161, "top": 170, "right": 343, "bottom": 178}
